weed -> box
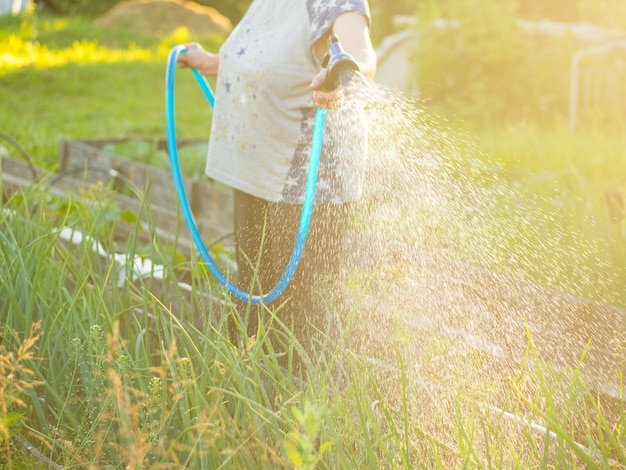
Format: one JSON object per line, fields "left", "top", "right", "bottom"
{"left": 0, "top": 322, "right": 43, "bottom": 469}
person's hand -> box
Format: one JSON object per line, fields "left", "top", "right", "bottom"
{"left": 177, "top": 42, "right": 218, "bottom": 77}
{"left": 309, "top": 70, "right": 345, "bottom": 109}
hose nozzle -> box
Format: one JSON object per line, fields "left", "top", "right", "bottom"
{"left": 321, "top": 34, "right": 360, "bottom": 91}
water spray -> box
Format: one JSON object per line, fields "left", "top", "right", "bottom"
{"left": 165, "top": 36, "right": 358, "bottom": 304}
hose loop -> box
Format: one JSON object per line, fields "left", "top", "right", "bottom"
{"left": 165, "top": 45, "right": 326, "bottom": 304}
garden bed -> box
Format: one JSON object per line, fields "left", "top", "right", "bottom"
{"left": 57, "top": 137, "right": 234, "bottom": 251}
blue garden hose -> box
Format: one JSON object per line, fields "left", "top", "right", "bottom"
{"left": 165, "top": 45, "right": 326, "bottom": 304}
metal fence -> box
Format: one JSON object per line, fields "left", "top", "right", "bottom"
{"left": 569, "top": 40, "right": 626, "bottom": 129}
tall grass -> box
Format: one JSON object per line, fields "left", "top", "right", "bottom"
{"left": 0, "top": 183, "right": 316, "bottom": 467}
{"left": 0, "top": 183, "right": 623, "bottom": 468}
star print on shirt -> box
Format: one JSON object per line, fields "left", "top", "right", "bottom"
{"left": 306, "top": 0, "right": 370, "bottom": 43}
{"left": 237, "top": 47, "right": 246, "bottom": 57}
{"left": 224, "top": 80, "right": 232, "bottom": 93}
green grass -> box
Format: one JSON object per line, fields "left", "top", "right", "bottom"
{"left": 416, "top": 118, "right": 626, "bottom": 306}
{"left": 0, "top": 11, "right": 217, "bottom": 168}
{"left": 0, "top": 185, "right": 623, "bottom": 467}
{"left": 468, "top": 121, "right": 626, "bottom": 304}
{"left": 0, "top": 10, "right": 625, "bottom": 469}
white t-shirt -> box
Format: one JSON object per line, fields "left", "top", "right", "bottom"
{"left": 206, "top": 0, "right": 371, "bottom": 204}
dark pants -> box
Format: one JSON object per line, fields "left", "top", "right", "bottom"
{"left": 230, "top": 189, "right": 351, "bottom": 359}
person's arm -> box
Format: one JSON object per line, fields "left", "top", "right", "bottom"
{"left": 177, "top": 42, "right": 219, "bottom": 77}
{"left": 310, "top": 11, "right": 377, "bottom": 107}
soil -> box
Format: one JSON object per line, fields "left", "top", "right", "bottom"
{"left": 95, "top": 0, "right": 233, "bottom": 37}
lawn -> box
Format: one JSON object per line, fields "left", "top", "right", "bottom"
{"left": 0, "top": 12, "right": 216, "bottom": 168}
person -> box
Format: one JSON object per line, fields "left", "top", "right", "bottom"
{"left": 177, "top": 0, "right": 377, "bottom": 365}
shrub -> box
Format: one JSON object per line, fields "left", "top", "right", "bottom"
{"left": 37, "top": 0, "right": 122, "bottom": 17}
{"left": 411, "top": 0, "right": 579, "bottom": 125}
